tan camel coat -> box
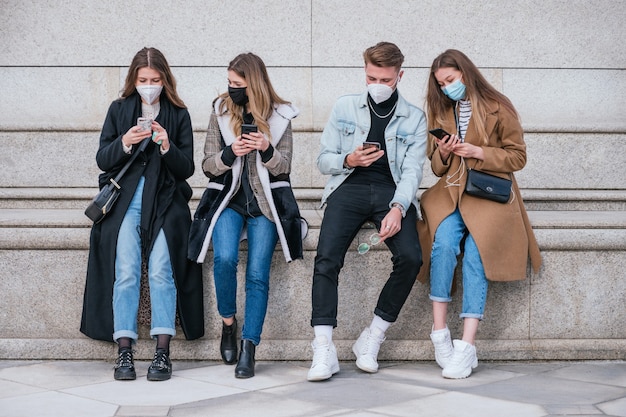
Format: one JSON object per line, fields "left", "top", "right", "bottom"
{"left": 416, "top": 100, "right": 541, "bottom": 284}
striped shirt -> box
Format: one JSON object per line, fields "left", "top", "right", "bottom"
{"left": 456, "top": 99, "right": 471, "bottom": 142}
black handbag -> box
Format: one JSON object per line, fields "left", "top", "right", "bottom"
{"left": 465, "top": 168, "right": 512, "bottom": 204}
{"left": 84, "top": 138, "right": 149, "bottom": 223}
{"left": 84, "top": 179, "right": 121, "bottom": 223}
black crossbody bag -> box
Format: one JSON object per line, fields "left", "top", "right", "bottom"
{"left": 84, "top": 139, "right": 149, "bottom": 223}
{"left": 464, "top": 166, "right": 512, "bottom": 203}
{"left": 452, "top": 104, "right": 512, "bottom": 204}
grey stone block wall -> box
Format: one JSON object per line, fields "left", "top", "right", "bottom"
{"left": 1, "top": 1, "right": 625, "bottom": 361}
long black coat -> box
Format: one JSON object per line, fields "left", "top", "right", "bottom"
{"left": 80, "top": 93, "right": 204, "bottom": 342}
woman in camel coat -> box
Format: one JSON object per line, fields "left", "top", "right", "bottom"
{"left": 417, "top": 49, "right": 541, "bottom": 379}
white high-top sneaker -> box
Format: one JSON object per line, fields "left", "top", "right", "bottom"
{"left": 307, "top": 336, "right": 340, "bottom": 381}
{"left": 442, "top": 339, "right": 478, "bottom": 379}
{"left": 430, "top": 326, "right": 454, "bottom": 369}
{"left": 352, "top": 327, "right": 386, "bottom": 373}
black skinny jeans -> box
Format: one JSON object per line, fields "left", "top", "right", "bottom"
{"left": 311, "top": 183, "right": 423, "bottom": 327}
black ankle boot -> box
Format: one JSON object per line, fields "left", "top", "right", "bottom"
{"left": 220, "top": 318, "right": 238, "bottom": 365}
{"left": 114, "top": 347, "right": 136, "bottom": 381}
{"left": 235, "top": 339, "right": 255, "bottom": 378}
{"left": 147, "top": 348, "right": 172, "bottom": 381}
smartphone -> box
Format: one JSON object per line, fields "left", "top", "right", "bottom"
{"left": 363, "top": 141, "right": 381, "bottom": 150}
{"left": 241, "top": 124, "right": 258, "bottom": 135}
{"left": 137, "top": 117, "right": 152, "bottom": 132}
{"left": 429, "top": 128, "right": 450, "bottom": 140}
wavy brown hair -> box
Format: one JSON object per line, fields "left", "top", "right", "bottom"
{"left": 121, "top": 47, "right": 186, "bottom": 108}
{"left": 218, "top": 53, "right": 290, "bottom": 139}
{"left": 426, "top": 49, "right": 518, "bottom": 145}
{"left": 363, "top": 41, "right": 404, "bottom": 71}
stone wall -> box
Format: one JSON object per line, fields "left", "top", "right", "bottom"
{"left": 1, "top": 0, "right": 625, "bottom": 361}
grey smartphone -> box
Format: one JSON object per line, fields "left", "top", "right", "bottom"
{"left": 363, "top": 141, "right": 381, "bottom": 150}
{"left": 241, "top": 124, "right": 258, "bottom": 135}
{"left": 137, "top": 117, "right": 152, "bottom": 132}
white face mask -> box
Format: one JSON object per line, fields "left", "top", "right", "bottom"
{"left": 366, "top": 75, "right": 400, "bottom": 104}
{"left": 367, "top": 83, "right": 394, "bottom": 104}
{"left": 136, "top": 85, "right": 163, "bottom": 104}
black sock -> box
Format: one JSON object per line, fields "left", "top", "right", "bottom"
{"left": 117, "top": 337, "right": 132, "bottom": 351}
{"left": 156, "top": 334, "right": 171, "bottom": 352}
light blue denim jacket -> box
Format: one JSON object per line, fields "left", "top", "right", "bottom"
{"left": 317, "top": 90, "right": 427, "bottom": 214}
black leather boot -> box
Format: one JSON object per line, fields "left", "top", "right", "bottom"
{"left": 114, "top": 347, "right": 136, "bottom": 381}
{"left": 235, "top": 339, "right": 256, "bottom": 378}
{"left": 220, "top": 318, "right": 238, "bottom": 365}
{"left": 147, "top": 348, "right": 172, "bottom": 381}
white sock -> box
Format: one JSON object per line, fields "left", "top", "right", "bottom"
{"left": 431, "top": 325, "right": 449, "bottom": 334}
{"left": 369, "top": 315, "right": 391, "bottom": 335}
{"left": 314, "top": 325, "right": 333, "bottom": 343}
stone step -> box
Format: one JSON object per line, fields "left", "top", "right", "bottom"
{"left": 2, "top": 187, "right": 626, "bottom": 211}
{"left": 1, "top": 208, "right": 625, "bottom": 251}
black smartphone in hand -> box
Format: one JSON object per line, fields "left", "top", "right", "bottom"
{"left": 241, "top": 124, "right": 258, "bottom": 135}
{"left": 429, "top": 128, "right": 450, "bottom": 140}
{"left": 363, "top": 141, "right": 381, "bottom": 150}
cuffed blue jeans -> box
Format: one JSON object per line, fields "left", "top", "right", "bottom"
{"left": 429, "top": 208, "right": 488, "bottom": 319}
{"left": 113, "top": 176, "right": 177, "bottom": 342}
{"left": 212, "top": 208, "right": 278, "bottom": 346}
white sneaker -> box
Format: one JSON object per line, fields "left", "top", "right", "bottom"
{"left": 352, "top": 327, "right": 386, "bottom": 373}
{"left": 430, "top": 326, "right": 454, "bottom": 369}
{"left": 442, "top": 339, "right": 478, "bottom": 379}
{"left": 307, "top": 336, "right": 340, "bottom": 381}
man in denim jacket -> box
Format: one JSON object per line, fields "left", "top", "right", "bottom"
{"left": 308, "top": 42, "right": 427, "bottom": 381}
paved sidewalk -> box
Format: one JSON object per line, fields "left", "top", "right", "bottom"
{"left": 0, "top": 359, "right": 625, "bottom": 417}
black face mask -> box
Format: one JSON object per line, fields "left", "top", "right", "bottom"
{"left": 228, "top": 86, "right": 248, "bottom": 106}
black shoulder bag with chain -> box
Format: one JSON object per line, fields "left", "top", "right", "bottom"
{"left": 85, "top": 138, "right": 150, "bottom": 223}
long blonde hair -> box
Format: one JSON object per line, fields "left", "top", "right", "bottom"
{"left": 426, "top": 49, "right": 518, "bottom": 144}
{"left": 218, "top": 53, "right": 290, "bottom": 139}
{"left": 121, "top": 47, "right": 186, "bottom": 108}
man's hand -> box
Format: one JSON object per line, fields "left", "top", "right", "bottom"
{"left": 345, "top": 145, "right": 384, "bottom": 168}
{"left": 379, "top": 205, "right": 402, "bottom": 241}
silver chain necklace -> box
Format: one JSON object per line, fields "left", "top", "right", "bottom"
{"left": 368, "top": 98, "right": 397, "bottom": 119}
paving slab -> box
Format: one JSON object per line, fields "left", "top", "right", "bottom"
{"left": 0, "top": 360, "right": 624, "bottom": 417}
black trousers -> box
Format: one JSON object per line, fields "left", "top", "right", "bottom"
{"left": 311, "top": 183, "right": 422, "bottom": 327}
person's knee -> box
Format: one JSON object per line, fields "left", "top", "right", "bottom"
{"left": 394, "top": 245, "right": 422, "bottom": 270}
{"left": 245, "top": 271, "right": 270, "bottom": 292}
{"left": 214, "top": 251, "right": 238, "bottom": 269}
{"left": 114, "top": 275, "right": 139, "bottom": 290}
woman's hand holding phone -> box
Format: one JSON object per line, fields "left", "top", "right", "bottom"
{"left": 242, "top": 131, "right": 269, "bottom": 152}
{"left": 430, "top": 128, "right": 461, "bottom": 163}
{"left": 122, "top": 119, "right": 153, "bottom": 147}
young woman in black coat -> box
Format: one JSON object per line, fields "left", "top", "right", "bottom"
{"left": 80, "top": 47, "right": 204, "bottom": 381}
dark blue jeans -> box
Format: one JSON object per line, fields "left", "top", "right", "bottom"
{"left": 311, "top": 183, "right": 422, "bottom": 327}
{"left": 212, "top": 208, "right": 278, "bottom": 345}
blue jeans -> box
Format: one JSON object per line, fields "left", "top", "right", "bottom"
{"left": 429, "top": 208, "right": 488, "bottom": 319}
{"left": 113, "top": 176, "right": 177, "bottom": 342}
{"left": 212, "top": 208, "right": 278, "bottom": 345}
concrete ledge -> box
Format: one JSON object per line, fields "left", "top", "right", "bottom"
{"left": 1, "top": 206, "right": 625, "bottom": 361}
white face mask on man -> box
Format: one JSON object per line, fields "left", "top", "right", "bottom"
{"left": 136, "top": 85, "right": 163, "bottom": 104}
{"left": 366, "top": 75, "right": 400, "bottom": 104}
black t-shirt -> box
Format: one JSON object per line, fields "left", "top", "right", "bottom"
{"left": 344, "top": 90, "right": 398, "bottom": 187}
